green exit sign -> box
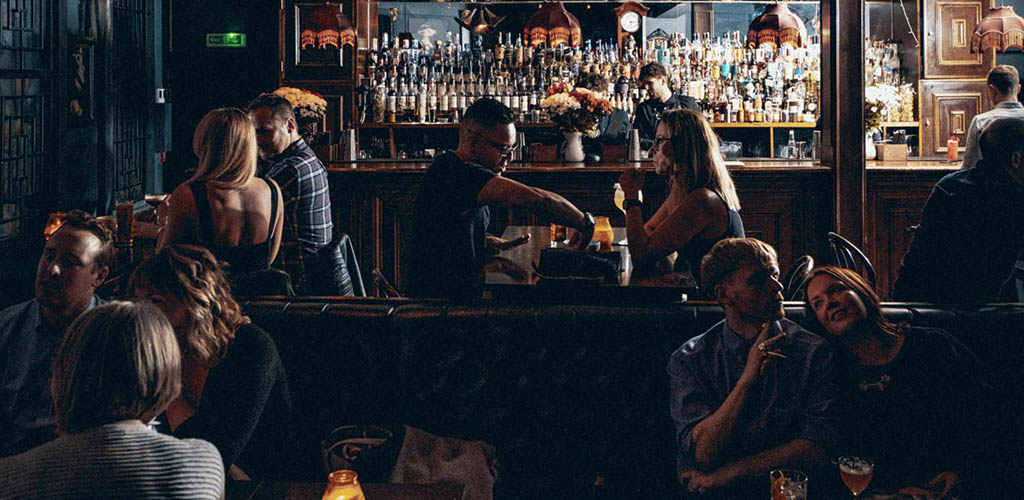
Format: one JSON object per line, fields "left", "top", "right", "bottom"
{"left": 206, "top": 33, "right": 246, "bottom": 48}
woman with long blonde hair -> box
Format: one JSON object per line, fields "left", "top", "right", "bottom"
{"left": 617, "top": 108, "right": 743, "bottom": 287}
{"left": 130, "top": 244, "right": 292, "bottom": 480}
{"left": 159, "top": 107, "right": 284, "bottom": 286}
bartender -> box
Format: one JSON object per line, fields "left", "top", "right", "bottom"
{"left": 633, "top": 62, "right": 700, "bottom": 150}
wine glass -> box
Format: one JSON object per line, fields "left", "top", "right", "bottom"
{"left": 144, "top": 193, "right": 170, "bottom": 226}
{"left": 838, "top": 457, "right": 873, "bottom": 498}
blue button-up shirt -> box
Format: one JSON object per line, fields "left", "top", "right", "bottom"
{"left": 667, "top": 318, "right": 839, "bottom": 474}
{"left": 0, "top": 296, "right": 102, "bottom": 457}
{"left": 961, "top": 101, "right": 1024, "bottom": 171}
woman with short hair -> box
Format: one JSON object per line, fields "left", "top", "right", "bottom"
{"left": 0, "top": 301, "right": 224, "bottom": 499}
{"left": 130, "top": 244, "right": 292, "bottom": 479}
{"left": 617, "top": 108, "right": 743, "bottom": 288}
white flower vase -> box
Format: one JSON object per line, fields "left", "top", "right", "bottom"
{"left": 563, "top": 131, "right": 585, "bottom": 163}
{"left": 865, "top": 133, "right": 877, "bottom": 160}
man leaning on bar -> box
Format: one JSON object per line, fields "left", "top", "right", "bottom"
{"left": 405, "top": 98, "right": 596, "bottom": 300}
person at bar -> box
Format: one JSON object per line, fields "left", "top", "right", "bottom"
{"left": 405, "top": 98, "right": 596, "bottom": 299}
{"left": 130, "top": 244, "right": 292, "bottom": 480}
{"left": 0, "top": 301, "right": 224, "bottom": 500}
{"left": 575, "top": 73, "right": 630, "bottom": 143}
{"left": 804, "top": 266, "right": 998, "bottom": 498}
{"left": 669, "top": 238, "right": 838, "bottom": 498}
{"left": 633, "top": 62, "right": 701, "bottom": 150}
{"left": 0, "top": 210, "right": 114, "bottom": 458}
{"left": 892, "top": 118, "right": 1024, "bottom": 305}
{"left": 157, "top": 107, "right": 286, "bottom": 294}
{"left": 618, "top": 108, "right": 743, "bottom": 291}
{"left": 247, "top": 93, "right": 346, "bottom": 295}
{"left": 960, "top": 65, "right": 1024, "bottom": 171}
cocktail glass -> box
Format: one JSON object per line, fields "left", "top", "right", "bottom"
{"left": 769, "top": 469, "right": 807, "bottom": 500}
{"left": 838, "top": 456, "right": 873, "bottom": 498}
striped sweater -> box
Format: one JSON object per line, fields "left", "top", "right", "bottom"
{"left": 0, "top": 422, "right": 224, "bottom": 499}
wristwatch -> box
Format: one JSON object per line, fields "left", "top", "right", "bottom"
{"left": 624, "top": 199, "right": 643, "bottom": 210}
{"left": 582, "top": 211, "right": 596, "bottom": 232}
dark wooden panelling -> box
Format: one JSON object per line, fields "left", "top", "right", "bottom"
{"left": 920, "top": 79, "right": 989, "bottom": 157}
{"left": 328, "top": 165, "right": 832, "bottom": 297}
{"left": 866, "top": 168, "right": 951, "bottom": 299}
{"left": 923, "top": 0, "right": 993, "bottom": 78}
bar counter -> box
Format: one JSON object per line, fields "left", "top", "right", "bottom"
{"left": 326, "top": 159, "right": 832, "bottom": 296}
{"left": 324, "top": 158, "right": 958, "bottom": 299}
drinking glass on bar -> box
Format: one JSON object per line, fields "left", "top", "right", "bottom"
{"left": 549, "top": 223, "right": 566, "bottom": 247}
{"left": 838, "top": 457, "right": 873, "bottom": 498}
{"left": 769, "top": 469, "right": 807, "bottom": 500}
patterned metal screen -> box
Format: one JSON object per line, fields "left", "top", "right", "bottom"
{"left": 109, "top": 0, "right": 150, "bottom": 204}
{"left": 0, "top": 0, "right": 47, "bottom": 240}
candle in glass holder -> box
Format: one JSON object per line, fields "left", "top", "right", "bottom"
{"left": 322, "top": 469, "right": 365, "bottom": 500}
{"left": 593, "top": 216, "right": 613, "bottom": 251}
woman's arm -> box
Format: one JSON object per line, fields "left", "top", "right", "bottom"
{"left": 267, "top": 178, "right": 284, "bottom": 264}
{"left": 156, "top": 184, "right": 197, "bottom": 251}
{"left": 626, "top": 188, "right": 721, "bottom": 263}
{"left": 172, "top": 326, "right": 284, "bottom": 470}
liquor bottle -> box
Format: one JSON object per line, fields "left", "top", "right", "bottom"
{"left": 367, "top": 38, "right": 379, "bottom": 79}
{"left": 387, "top": 83, "right": 397, "bottom": 123}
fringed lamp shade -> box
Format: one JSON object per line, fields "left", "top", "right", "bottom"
{"left": 524, "top": 2, "right": 581, "bottom": 48}
{"left": 747, "top": 3, "right": 807, "bottom": 50}
{"left": 301, "top": 3, "right": 355, "bottom": 50}
{"left": 301, "top": 25, "right": 317, "bottom": 50}
{"left": 456, "top": 7, "right": 505, "bottom": 36}
{"left": 971, "top": 6, "right": 1024, "bottom": 53}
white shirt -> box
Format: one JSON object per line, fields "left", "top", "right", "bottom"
{"left": 960, "top": 101, "right": 1024, "bottom": 170}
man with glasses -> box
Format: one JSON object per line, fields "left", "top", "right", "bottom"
{"left": 405, "top": 98, "right": 596, "bottom": 299}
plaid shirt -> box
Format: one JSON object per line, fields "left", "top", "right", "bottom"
{"left": 260, "top": 138, "right": 333, "bottom": 292}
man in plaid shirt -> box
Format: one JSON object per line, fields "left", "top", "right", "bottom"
{"left": 248, "top": 93, "right": 335, "bottom": 294}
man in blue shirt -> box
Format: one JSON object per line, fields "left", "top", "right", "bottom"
{"left": 0, "top": 210, "right": 113, "bottom": 457}
{"left": 960, "top": 65, "right": 1024, "bottom": 171}
{"left": 668, "top": 238, "right": 838, "bottom": 497}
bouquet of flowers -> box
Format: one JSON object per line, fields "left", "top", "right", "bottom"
{"left": 864, "top": 84, "right": 901, "bottom": 133}
{"left": 273, "top": 87, "right": 327, "bottom": 142}
{"left": 540, "top": 82, "right": 613, "bottom": 137}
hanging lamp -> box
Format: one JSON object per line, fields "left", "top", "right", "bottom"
{"left": 970, "top": 6, "right": 1024, "bottom": 53}
{"left": 747, "top": 2, "right": 807, "bottom": 50}
{"left": 524, "top": 2, "right": 581, "bottom": 48}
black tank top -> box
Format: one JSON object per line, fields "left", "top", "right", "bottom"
{"left": 675, "top": 189, "right": 745, "bottom": 287}
{"left": 190, "top": 179, "right": 278, "bottom": 276}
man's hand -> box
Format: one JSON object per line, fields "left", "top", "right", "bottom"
{"left": 741, "top": 321, "right": 788, "bottom": 384}
{"left": 484, "top": 234, "right": 530, "bottom": 255}
{"left": 484, "top": 256, "right": 531, "bottom": 282}
{"left": 679, "top": 466, "right": 738, "bottom": 494}
{"left": 899, "top": 471, "right": 961, "bottom": 499}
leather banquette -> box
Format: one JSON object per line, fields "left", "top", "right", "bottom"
{"left": 242, "top": 298, "right": 1024, "bottom": 498}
